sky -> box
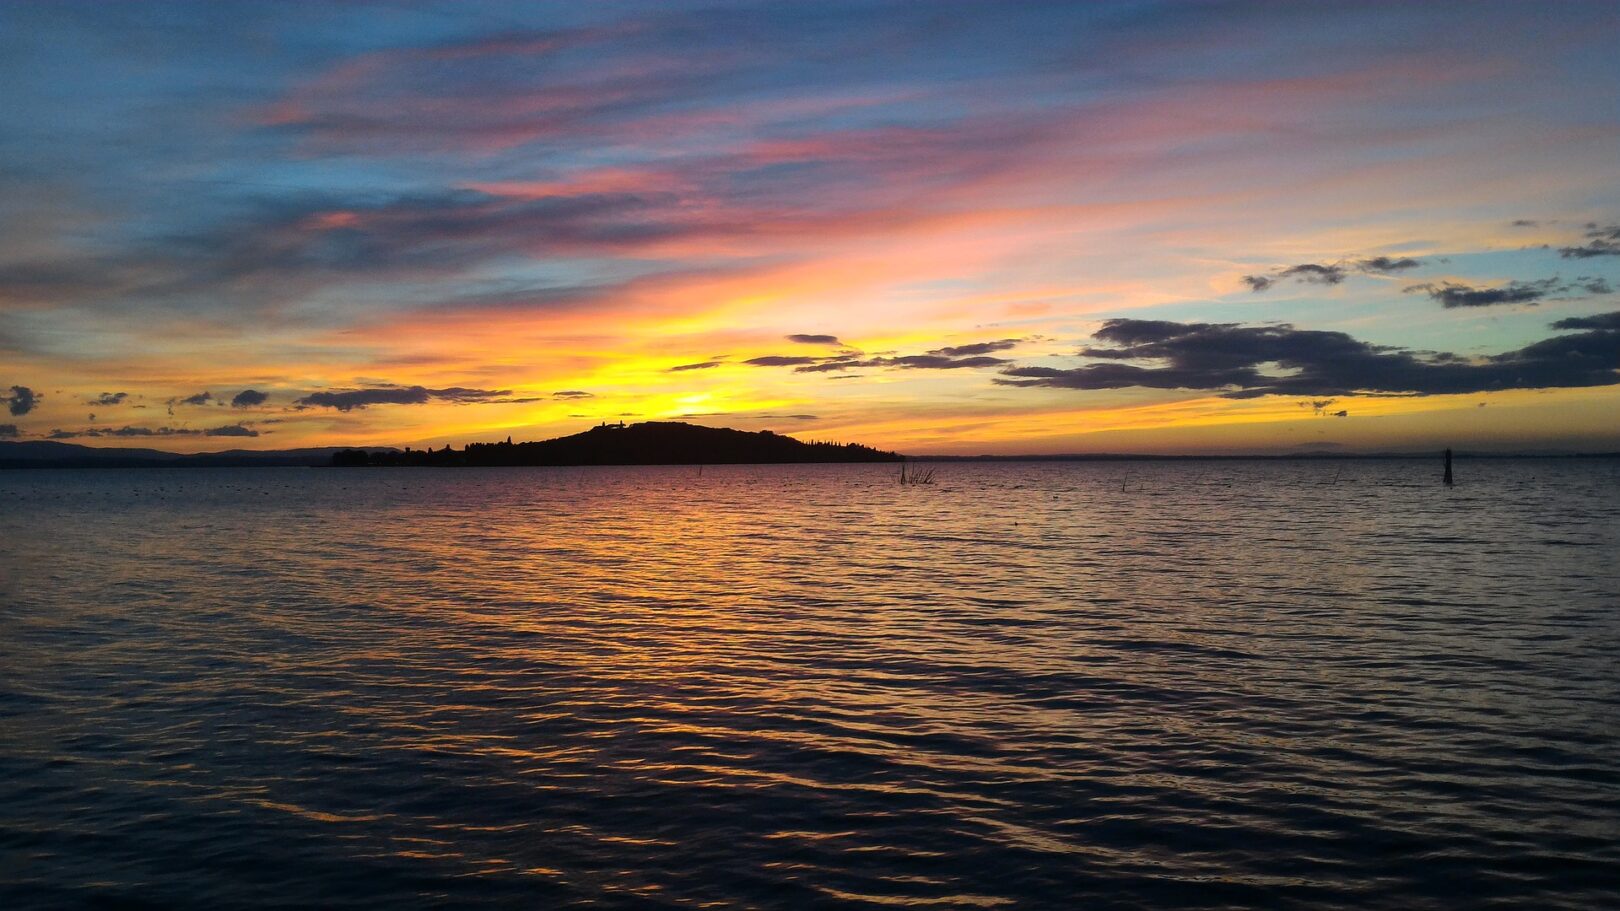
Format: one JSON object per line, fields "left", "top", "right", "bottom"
{"left": 2, "top": 0, "right": 1618, "bottom": 455}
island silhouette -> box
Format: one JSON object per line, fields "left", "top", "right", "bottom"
{"left": 332, "top": 421, "right": 903, "bottom": 467}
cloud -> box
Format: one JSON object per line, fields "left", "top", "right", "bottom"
{"left": 1243, "top": 263, "right": 1348, "bottom": 291}
{"left": 742, "top": 340, "right": 1021, "bottom": 373}
{"left": 0, "top": 424, "right": 18, "bottom": 439}
{"left": 294, "top": 385, "right": 511, "bottom": 410}
{"left": 1551, "top": 312, "right": 1620, "bottom": 330}
{"left": 743, "top": 355, "right": 820, "bottom": 367}
{"left": 787, "top": 334, "right": 842, "bottom": 345}
{"left": 1559, "top": 223, "right": 1620, "bottom": 258}
{"left": 205, "top": 423, "right": 260, "bottom": 437}
{"left": 928, "top": 338, "right": 1021, "bottom": 357}
{"left": 668, "top": 361, "right": 721, "bottom": 371}
{"left": 45, "top": 423, "right": 260, "bottom": 439}
{"left": 1278, "top": 263, "right": 1347, "bottom": 285}
{"left": 994, "top": 314, "right": 1620, "bottom": 398}
{"left": 1244, "top": 264, "right": 1345, "bottom": 292}
{"left": 1244, "top": 256, "right": 1423, "bottom": 292}
{"left": 552, "top": 390, "right": 594, "bottom": 398}
{"left": 3, "top": 385, "right": 39, "bottom": 416}
{"left": 1356, "top": 256, "right": 1423, "bottom": 273}
{"left": 789, "top": 354, "right": 1010, "bottom": 373}
{"left": 1405, "top": 276, "right": 1609, "bottom": 308}
{"left": 87, "top": 392, "right": 129, "bottom": 406}
{"left": 792, "top": 360, "right": 863, "bottom": 373}
{"left": 1301, "top": 399, "right": 1349, "bottom": 417}
{"left": 100, "top": 426, "right": 159, "bottom": 437}
{"left": 884, "top": 355, "right": 1011, "bottom": 370}
{"left": 175, "top": 391, "right": 213, "bottom": 406}
{"left": 1414, "top": 279, "right": 1554, "bottom": 308}
{"left": 1511, "top": 219, "right": 1538, "bottom": 227}
{"left": 230, "top": 389, "right": 270, "bottom": 407}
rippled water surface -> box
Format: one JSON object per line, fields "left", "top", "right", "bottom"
{"left": 2, "top": 461, "right": 1618, "bottom": 909}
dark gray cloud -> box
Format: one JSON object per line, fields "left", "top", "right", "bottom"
{"left": 3, "top": 385, "right": 39, "bottom": 416}
{"left": 883, "top": 355, "right": 1011, "bottom": 370}
{"left": 787, "top": 334, "right": 842, "bottom": 345}
{"left": 1511, "top": 219, "right": 1539, "bottom": 227}
{"left": 1552, "top": 312, "right": 1620, "bottom": 330}
{"left": 176, "top": 391, "right": 213, "bottom": 406}
{"left": 1406, "top": 276, "right": 1609, "bottom": 308}
{"left": 1244, "top": 263, "right": 1349, "bottom": 291}
{"left": 792, "top": 354, "right": 1010, "bottom": 373}
{"left": 1560, "top": 224, "right": 1620, "bottom": 258}
{"left": 994, "top": 314, "right": 1620, "bottom": 398}
{"left": 552, "top": 390, "right": 594, "bottom": 398}
{"left": 743, "top": 355, "right": 820, "bottom": 367}
{"left": 1278, "top": 263, "right": 1347, "bottom": 285}
{"left": 0, "top": 424, "right": 18, "bottom": 439}
{"left": 1415, "top": 279, "right": 1554, "bottom": 308}
{"left": 1357, "top": 256, "right": 1423, "bottom": 273}
{"left": 793, "top": 353, "right": 1004, "bottom": 371}
{"left": 668, "top": 361, "right": 721, "bottom": 371}
{"left": 294, "top": 385, "right": 511, "bottom": 411}
{"left": 47, "top": 423, "right": 260, "bottom": 439}
{"left": 204, "top": 423, "right": 259, "bottom": 437}
{"left": 87, "top": 392, "right": 129, "bottom": 406}
{"left": 1244, "top": 256, "right": 1424, "bottom": 292}
{"left": 230, "top": 389, "right": 269, "bottom": 408}
{"left": 742, "top": 338, "right": 1023, "bottom": 373}
{"left": 928, "top": 338, "right": 1021, "bottom": 357}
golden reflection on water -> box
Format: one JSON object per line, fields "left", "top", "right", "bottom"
{"left": 1, "top": 460, "right": 1618, "bottom": 908}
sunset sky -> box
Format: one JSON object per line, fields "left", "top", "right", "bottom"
{"left": 3, "top": 0, "right": 1618, "bottom": 454}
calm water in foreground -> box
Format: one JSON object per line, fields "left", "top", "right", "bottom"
{"left": 2, "top": 460, "right": 1618, "bottom": 909}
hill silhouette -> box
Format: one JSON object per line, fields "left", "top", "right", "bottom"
{"left": 0, "top": 440, "right": 363, "bottom": 469}
{"left": 332, "top": 421, "right": 902, "bottom": 467}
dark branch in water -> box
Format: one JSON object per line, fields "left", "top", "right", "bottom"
{"left": 899, "top": 461, "right": 936, "bottom": 485}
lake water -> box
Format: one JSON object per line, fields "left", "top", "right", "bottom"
{"left": 2, "top": 460, "right": 1618, "bottom": 909}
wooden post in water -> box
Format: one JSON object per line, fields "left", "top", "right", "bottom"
{"left": 1443, "top": 448, "right": 1454, "bottom": 486}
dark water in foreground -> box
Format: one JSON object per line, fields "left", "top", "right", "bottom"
{"left": 2, "top": 461, "right": 1618, "bottom": 909}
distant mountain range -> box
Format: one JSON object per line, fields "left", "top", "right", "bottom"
{"left": 0, "top": 440, "right": 366, "bottom": 469}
